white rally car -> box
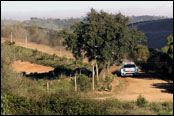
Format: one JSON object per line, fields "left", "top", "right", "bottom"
{"left": 120, "top": 62, "right": 138, "bottom": 76}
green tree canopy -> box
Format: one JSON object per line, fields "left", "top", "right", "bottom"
{"left": 128, "top": 27, "right": 146, "bottom": 58}
{"left": 60, "top": 9, "right": 146, "bottom": 79}
{"left": 162, "top": 35, "right": 173, "bottom": 60}
{"left": 63, "top": 9, "right": 130, "bottom": 64}
{"left": 133, "top": 44, "right": 150, "bottom": 63}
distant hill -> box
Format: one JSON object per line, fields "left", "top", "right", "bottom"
{"left": 1, "top": 15, "right": 168, "bottom": 31}
{"left": 1, "top": 16, "right": 172, "bottom": 49}
{"left": 1, "top": 19, "right": 20, "bottom": 25}
{"left": 128, "top": 15, "right": 167, "bottom": 24}
{"left": 128, "top": 18, "right": 173, "bottom": 49}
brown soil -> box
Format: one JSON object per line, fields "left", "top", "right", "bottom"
{"left": 12, "top": 60, "right": 54, "bottom": 74}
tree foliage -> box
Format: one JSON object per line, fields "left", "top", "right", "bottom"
{"left": 133, "top": 44, "right": 150, "bottom": 63}
{"left": 166, "top": 35, "right": 173, "bottom": 60}
{"left": 61, "top": 9, "right": 147, "bottom": 79}
{"left": 63, "top": 9, "right": 130, "bottom": 65}
{"left": 128, "top": 27, "right": 146, "bottom": 58}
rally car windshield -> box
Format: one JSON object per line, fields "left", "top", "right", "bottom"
{"left": 124, "top": 64, "right": 136, "bottom": 68}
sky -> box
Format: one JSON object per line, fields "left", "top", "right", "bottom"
{"left": 1, "top": 1, "right": 173, "bottom": 21}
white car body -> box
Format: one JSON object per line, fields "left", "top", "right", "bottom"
{"left": 120, "top": 62, "right": 138, "bottom": 76}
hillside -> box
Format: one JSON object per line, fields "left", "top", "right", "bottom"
{"left": 129, "top": 18, "right": 173, "bottom": 49}
{"left": 1, "top": 15, "right": 167, "bottom": 31}
{"left": 1, "top": 17, "right": 172, "bottom": 49}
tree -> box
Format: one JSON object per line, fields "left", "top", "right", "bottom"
{"left": 61, "top": 9, "right": 130, "bottom": 80}
{"left": 128, "top": 27, "right": 146, "bottom": 59}
{"left": 133, "top": 44, "right": 150, "bottom": 63}
{"left": 161, "top": 35, "right": 173, "bottom": 60}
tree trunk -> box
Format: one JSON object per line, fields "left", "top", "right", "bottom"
{"left": 75, "top": 75, "right": 77, "bottom": 91}
{"left": 92, "top": 65, "right": 95, "bottom": 90}
{"left": 98, "top": 64, "right": 107, "bottom": 81}
{"left": 107, "top": 62, "right": 110, "bottom": 73}
{"left": 96, "top": 63, "right": 99, "bottom": 81}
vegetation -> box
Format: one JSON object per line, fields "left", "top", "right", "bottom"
{"left": 133, "top": 44, "right": 150, "bottom": 63}
{"left": 2, "top": 92, "right": 173, "bottom": 115}
{"left": 71, "top": 74, "right": 92, "bottom": 92}
{"left": 136, "top": 94, "right": 148, "bottom": 107}
{"left": 162, "top": 35, "right": 173, "bottom": 60}
{"left": 138, "top": 35, "right": 173, "bottom": 78}
{"left": 1, "top": 94, "right": 10, "bottom": 115}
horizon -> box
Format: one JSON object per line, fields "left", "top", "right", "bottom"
{"left": 1, "top": 1, "right": 173, "bottom": 21}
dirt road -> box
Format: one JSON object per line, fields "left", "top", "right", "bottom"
{"left": 95, "top": 71, "right": 173, "bottom": 102}
{"left": 12, "top": 60, "right": 54, "bottom": 74}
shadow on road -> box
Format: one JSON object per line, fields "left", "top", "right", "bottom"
{"left": 152, "top": 82, "right": 173, "bottom": 94}
{"left": 23, "top": 66, "right": 92, "bottom": 80}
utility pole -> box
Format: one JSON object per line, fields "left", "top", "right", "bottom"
{"left": 59, "top": 39, "right": 61, "bottom": 57}
{"left": 59, "top": 48, "right": 61, "bottom": 57}
{"left": 25, "top": 36, "right": 28, "bottom": 48}
{"left": 10, "top": 32, "right": 13, "bottom": 43}
{"left": 75, "top": 75, "right": 77, "bottom": 91}
{"left": 92, "top": 65, "right": 95, "bottom": 90}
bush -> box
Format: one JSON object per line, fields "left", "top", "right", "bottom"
{"left": 71, "top": 74, "right": 91, "bottom": 92}
{"left": 157, "top": 111, "right": 173, "bottom": 115}
{"left": 107, "top": 84, "right": 112, "bottom": 91}
{"left": 98, "top": 86, "right": 105, "bottom": 91}
{"left": 1, "top": 94, "right": 10, "bottom": 115}
{"left": 136, "top": 94, "right": 148, "bottom": 107}
{"left": 105, "top": 73, "right": 114, "bottom": 91}
{"left": 105, "top": 73, "right": 114, "bottom": 85}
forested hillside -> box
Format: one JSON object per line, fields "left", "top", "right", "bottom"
{"left": 1, "top": 15, "right": 167, "bottom": 31}
{"left": 129, "top": 18, "right": 173, "bottom": 49}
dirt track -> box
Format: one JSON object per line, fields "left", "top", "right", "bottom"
{"left": 95, "top": 71, "right": 173, "bottom": 102}
{"left": 114, "top": 76, "right": 173, "bottom": 102}
{"left": 12, "top": 60, "right": 54, "bottom": 74}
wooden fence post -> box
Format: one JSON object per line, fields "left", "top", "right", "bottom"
{"left": 11, "top": 32, "right": 13, "bottom": 43}
{"left": 92, "top": 65, "right": 95, "bottom": 90}
{"left": 75, "top": 75, "right": 77, "bottom": 91}
{"left": 25, "top": 36, "right": 28, "bottom": 48}
{"left": 47, "top": 82, "right": 49, "bottom": 93}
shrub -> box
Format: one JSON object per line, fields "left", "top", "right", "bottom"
{"left": 98, "top": 86, "right": 105, "bottom": 91}
{"left": 105, "top": 73, "right": 114, "bottom": 91}
{"left": 71, "top": 74, "right": 91, "bottom": 92}
{"left": 157, "top": 111, "right": 173, "bottom": 115}
{"left": 105, "top": 73, "right": 114, "bottom": 85}
{"left": 136, "top": 94, "right": 148, "bottom": 107}
{"left": 1, "top": 94, "right": 10, "bottom": 115}
{"left": 107, "top": 84, "right": 112, "bottom": 91}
